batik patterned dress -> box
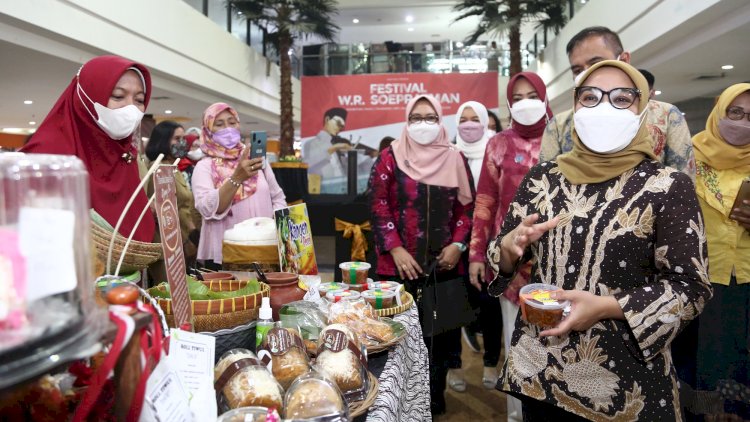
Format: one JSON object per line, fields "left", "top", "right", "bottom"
{"left": 487, "top": 159, "right": 712, "bottom": 421}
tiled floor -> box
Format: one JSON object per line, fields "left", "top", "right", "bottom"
{"left": 439, "top": 336, "right": 509, "bottom": 421}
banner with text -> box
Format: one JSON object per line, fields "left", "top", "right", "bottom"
{"left": 300, "top": 73, "right": 498, "bottom": 194}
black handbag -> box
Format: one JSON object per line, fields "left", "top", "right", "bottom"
{"left": 413, "top": 261, "right": 478, "bottom": 338}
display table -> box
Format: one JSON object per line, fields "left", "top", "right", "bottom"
{"left": 360, "top": 304, "right": 432, "bottom": 422}
{"left": 271, "top": 161, "right": 309, "bottom": 204}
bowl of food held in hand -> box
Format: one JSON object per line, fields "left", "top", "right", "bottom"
{"left": 519, "top": 283, "right": 570, "bottom": 328}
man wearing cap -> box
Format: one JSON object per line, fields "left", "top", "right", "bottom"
{"left": 301, "top": 107, "right": 352, "bottom": 181}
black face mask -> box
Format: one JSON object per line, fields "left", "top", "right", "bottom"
{"left": 170, "top": 138, "right": 188, "bottom": 158}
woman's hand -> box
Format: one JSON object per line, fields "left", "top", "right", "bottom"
{"left": 390, "top": 246, "right": 422, "bottom": 280}
{"left": 730, "top": 200, "right": 750, "bottom": 231}
{"left": 231, "top": 146, "right": 263, "bottom": 183}
{"left": 437, "top": 244, "right": 461, "bottom": 272}
{"left": 539, "top": 290, "right": 624, "bottom": 337}
{"left": 504, "top": 214, "right": 560, "bottom": 258}
{"left": 498, "top": 214, "right": 559, "bottom": 274}
{"left": 468, "top": 262, "right": 485, "bottom": 290}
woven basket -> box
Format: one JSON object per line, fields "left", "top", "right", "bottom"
{"left": 349, "top": 371, "right": 379, "bottom": 417}
{"left": 152, "top": 281, "right": 269, "bottom": 332}
{"left": 376, "top": 292, "right": 414, "bottom": 317}
{"left": 90, "top": 221, "right": 162, "bottom": 274}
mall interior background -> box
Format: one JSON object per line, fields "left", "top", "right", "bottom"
{"left": 0, "top": 0, "right": 748, "bottom": 149}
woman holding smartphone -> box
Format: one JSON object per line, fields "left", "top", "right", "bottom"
{"left": 690, "top": 83, "right": 750, "bottom": 420}
{"left": 192, "top": 102, "right": 287, "bottom": 269}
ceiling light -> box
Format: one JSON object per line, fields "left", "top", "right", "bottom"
{"left": 654, "top": 90, "right": 662, "bottom": 95}
{"left": 165, "top": 110, "right": 173, "bottom": 114}
{"left": 23, "top": 100, "right": 33, "bottom": 105}
{"left": 408, "top": 27, "right": 414, "bottom": 32}
{"left": 29, "top": 121, "right": 36, "bottom": 125}
{"left": 456, "top": 41, "right": 464, "bottom": 48}
{"left": 352, "top": 18, "right": 359, "bottom": 23}
{"left": 405, "top": 15, "right": 413, "bottom": 23}
{"left": 721, "top": 64, "right": 734, "bottom": 70}
{"left": 681, "top": 112, "right": 686, "bottom": 116}
{"left": 2, "top": 128, "right": 24, "bottom": 133}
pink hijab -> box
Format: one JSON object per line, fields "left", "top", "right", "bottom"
{"left": 199, "top": 102, "right": 258, "bottom": 204}
{"left": 391, "top": 95, "right": 473, "bottom": 205}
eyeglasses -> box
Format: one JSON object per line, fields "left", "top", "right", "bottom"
{"left": 727, "top": 106, "right": 750, "bottom": 122}
{"left": 575, "top": 86, "right": 641, "bottom": 109}
{"left": 408, "top": 114, "right": 439, "bottom": 125}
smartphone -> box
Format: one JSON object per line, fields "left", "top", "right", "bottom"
{"left": 249, "top": 131, "right": 267, "bottom": 163}
{"left": 731, "top": 178, "right": 750, "bottom": 211}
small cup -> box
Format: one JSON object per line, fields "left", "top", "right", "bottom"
{"left": 361, "top": 289, "right": 397, "bottom": 309}
{"left": 518, "top": 283, "right": 570, "bottom": 328}
{"left": 325, "top": 290, "right": 361, "bottom": 303}
{"left": 318, "top": 282, "right": 349, "bottom": 298}
{"left": 339, "top": 261, "right": 371, "bottom": 286}
{"left": 366, "top": 280, "right": 401, "bottom": 291}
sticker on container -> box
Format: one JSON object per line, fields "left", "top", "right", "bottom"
{"left": 18, "top": 207, "right": 77, "bottom": 302}
{"left": 526, "top": 289, "right": 560, "bottom": 306}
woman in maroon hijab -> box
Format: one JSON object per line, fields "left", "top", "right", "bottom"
{"left": 22, "top": 55, "right": 155, "bottom": 242}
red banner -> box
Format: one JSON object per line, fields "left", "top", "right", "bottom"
{"left": 301, "top": 72, "right": 499, "bottom": 140}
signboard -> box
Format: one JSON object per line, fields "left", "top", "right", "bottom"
{"left": 275, "top": 204, "right": 318, "bottom": 275}
{"left": 154, "top": 166, "right": 192, "bottom": 330}
{"left": 300, "top": 72, "right": 499, "bottom": 193}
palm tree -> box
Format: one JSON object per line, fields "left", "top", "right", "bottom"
{"left": 231, "top": 0, "right": 340, "bottom": 157}
{"left": 453, "top": 0, "right": 567, "bottom": 76}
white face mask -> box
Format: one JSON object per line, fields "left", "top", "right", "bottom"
{"left": 509, "top": 99, "right": 547, "bottom": 125}
{"left": 187, "top": 149, "right": 205, "bottom": 161}
{"left": 77, "top": 82, "right": 144, "bottom": 140}
{"left": 573, "top": 103, "right": 646, "bottom": 154}
{"left": 407, "top": 122, "right": 441, "bottom": 145}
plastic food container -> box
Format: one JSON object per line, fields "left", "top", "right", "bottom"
{"left": 361, "top": 289, "right": 397, "bottom": 309}
{"left": 214, "top": 349, "right": 284, "bottom": 411}
{"left": 326, "top": 290, "right": 361, "bottom": 303}
{"left": 366, "top": 280, "right": 401, "bottom": 291}
{"left": 217, "top": 406, "right": 276, "bottom": 422}
{"left": 339, "top": 262, "right": 371, "bottom": 286}
{"left": 318, "top": 282, "right": 349, "bottom": 298}
{"left": 284, "top": 370, "right": 348, "bottom": 420}
{"left": 519, "top": 283, "right": 570, "bottom": 328}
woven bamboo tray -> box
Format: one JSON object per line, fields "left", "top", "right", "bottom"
{"left": 366, "top": 319, "right": 407, "bottom": 354}
{"left": 151, "top": 281, "right": 270, "bottom": 332}
{"left": 91, "top": 221, "right": 162, "bottom": 273}
{"left": 376, "top": 292, "right": 413, "bottom": 317}
{"left": 349, "top": 371, "right": 379, "bottom": 418}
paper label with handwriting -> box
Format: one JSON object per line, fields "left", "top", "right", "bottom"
{"left": 169, "top": 328, "right": 215, "bottom": 395}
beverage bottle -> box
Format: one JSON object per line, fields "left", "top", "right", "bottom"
{"left": 255, "top": 296, "right": 274, "bottom": 348}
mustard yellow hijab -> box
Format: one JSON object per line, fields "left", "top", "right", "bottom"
{"left": 557, "top": 60, "right": 657, "bottom": 184}
{"left": 692, "top": 83, "right": 750, "bottom": 172}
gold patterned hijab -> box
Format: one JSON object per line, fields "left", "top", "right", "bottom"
{"left": 692, "top": 83, "right": 750, "bottom": 172}
{"left": 557, "top": 60, "right": 657, "bottom": 184}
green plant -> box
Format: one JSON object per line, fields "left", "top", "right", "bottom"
{"left": 231, "top": 0, "right": 340, "bottom": 157}
{"left": 453, "top": 0, "right": 567, "bottom": 76}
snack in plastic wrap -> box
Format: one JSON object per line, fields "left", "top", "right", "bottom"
{"left": 279, "top": 301, "right": 328, "bottom": 354}
{"left": 258, "top": 324, "right": 310, "bottom": 389}
{"left": 284, "top": 370, "right": 348, "bottom": 420}
{"left": 328, "top": 299, "right": 396, "bottom": 347}
{"left": 214, "top": 349, "right": 284, "bottom": 411}
{"left": 217, "top": 406, "right": 279, "bottom": 422}
{"left": 316, "top": 324, "right": 369, "bottom": 400}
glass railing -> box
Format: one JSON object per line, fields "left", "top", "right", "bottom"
{"left": 299, "top": 44, "right": 540, "bottom": 77}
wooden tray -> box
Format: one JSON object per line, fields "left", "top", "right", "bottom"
{"left": 349, "top": 371, "right": 379, "bottom": 417}
{"left": 376, "top": 292, "right": 413, "bottom": 317}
